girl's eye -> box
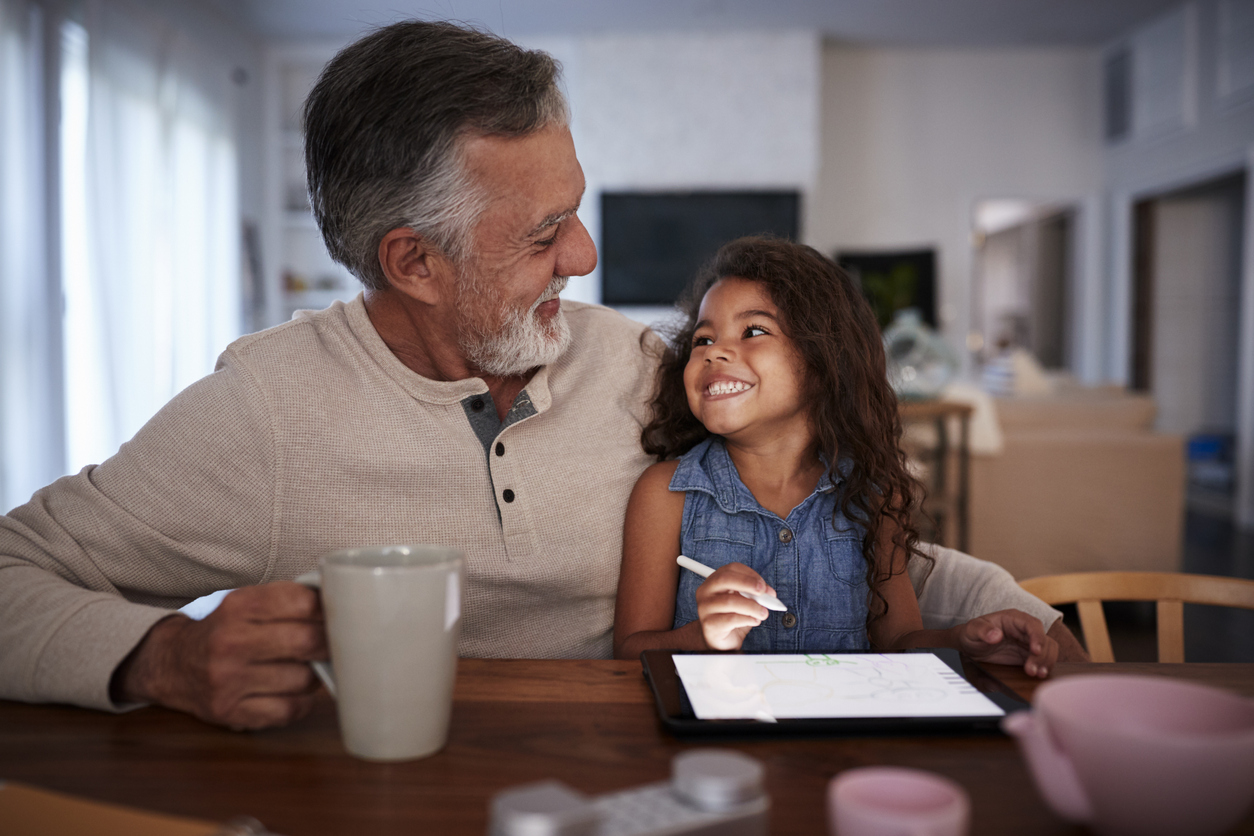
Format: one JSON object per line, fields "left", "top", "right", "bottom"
{"left": 744, "top": 324, "right": 769, "bottom": 338}
{"left": 692, "top": 335, "right": 713, "bottom": 347}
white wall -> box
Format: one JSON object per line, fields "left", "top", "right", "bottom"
{"left": 522, "top": 32, "right": 821, "bottom": 322}
{"left": 811, "top": 44, "right": 1105, "bottom": 377}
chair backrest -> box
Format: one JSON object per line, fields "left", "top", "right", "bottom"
{"left": 1019, "top": 571, "right": 1254, "bottom": 662}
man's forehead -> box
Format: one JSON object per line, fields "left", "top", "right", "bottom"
{"left": 461, "top": 126, "right": 585, "bottom": 231}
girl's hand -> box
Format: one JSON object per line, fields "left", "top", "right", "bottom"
{"left": 694, "top": 563, "right": 776, "bottom": 651}
{"left": 953, "top": 609, "right": 1059, "bottom": 678}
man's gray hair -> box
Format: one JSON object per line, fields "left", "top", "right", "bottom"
{"left": 304, "top": 20, "right": 569, "bottom": 291}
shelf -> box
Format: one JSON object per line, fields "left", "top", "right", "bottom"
{"left": 283, "top": 212, "right": 318, "bottom": 228}
{"left": 279, "top": 287, "right": 359, "bottom": 321}
{"left": 264, "top": 47, "right": 343, "bottom": 330}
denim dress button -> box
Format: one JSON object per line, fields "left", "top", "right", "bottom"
{"left": 781, "top": 613, "right": 797, "bottom": 628}
{"left": 778, "top": 528, "right": 793, "bottom": 544}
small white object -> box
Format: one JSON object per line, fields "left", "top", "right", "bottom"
{"left": 671, "top": 750, "right": 766, "bottom": 813}
{"left": 489, "top": 781, "right": 601, "bottom": 836}
{"left": 488, "top": 751, "right": 769, "bottom": 836}
{"left": 676, "top": 555, "right": 787, "bottom": 612}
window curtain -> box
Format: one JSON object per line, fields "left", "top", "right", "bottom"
{"left": 1, "top": 0, "right": 241, "bottom": 510}
{"left": 0, "top": 0, "right": 63, "bottom": 512}
{"left": 60, "top": 0, "right": 240, "bottom": 473}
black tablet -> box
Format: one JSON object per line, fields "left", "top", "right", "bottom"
{"left": 640, "top": 648, "right": 1028, "bottom": 736}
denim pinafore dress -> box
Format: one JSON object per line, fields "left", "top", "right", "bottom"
{"left": 670, "top": 437, "right": 870, "bottom": 652}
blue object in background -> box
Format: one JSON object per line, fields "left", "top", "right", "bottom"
{"left": 1187, "top": 432, "right": 1234, "bottom": 490}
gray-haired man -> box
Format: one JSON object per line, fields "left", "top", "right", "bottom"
{"left": 0, "top": 20, "right": 1083, "bottom": 732}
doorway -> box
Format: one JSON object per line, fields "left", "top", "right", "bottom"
{"left": 971, "top": 200, "right": 1074, "bottom": 369}
{"left": 1131, "top": 171, "right": 1247, "bottom": 517}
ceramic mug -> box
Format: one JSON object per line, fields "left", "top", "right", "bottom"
{"left": 297, "top": 544, "right": 463, "bottom": 761}
{"left": 828, "top": 766, "right": 970, "bottom": 836}
{"left": 1003, "top": 674, "right": 1254, "bottom": 836}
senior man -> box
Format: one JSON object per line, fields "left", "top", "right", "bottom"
{"left": 0, "top": 20, "right": 1083, "bottom": 731}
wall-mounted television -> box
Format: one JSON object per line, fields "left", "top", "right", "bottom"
{"left": 836, "top": 248, "right": 937, "bottom": 330}
{"left": 600, "top": 191, "right": 801, "bottom": 306}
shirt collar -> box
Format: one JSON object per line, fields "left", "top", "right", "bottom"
{"left": 669, "top": 436, "right": 847, "bottom": 515}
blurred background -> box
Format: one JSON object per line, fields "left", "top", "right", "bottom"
{"left": 1, "top": 0, "right": 1251, "bottom": 657}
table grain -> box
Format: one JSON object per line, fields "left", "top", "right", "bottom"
{"left": 2, "top": 659, "right": 1252, "bottom": 835}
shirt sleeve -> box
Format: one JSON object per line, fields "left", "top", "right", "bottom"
{"left": 909, "top": 542, "right": 1063, "bottom": 631}
{"left": 0, "top": 354, "right": 278, "bottom": 710}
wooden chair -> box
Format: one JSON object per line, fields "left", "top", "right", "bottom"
{"left": 1019, "top": 571, "right": 1254, "bottom": 662}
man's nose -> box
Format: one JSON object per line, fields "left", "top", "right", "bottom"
{"left": 556, "top": 214, "right": 597, "bottom": 278}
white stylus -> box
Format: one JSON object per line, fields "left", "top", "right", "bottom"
{"left": 676, "top": 555, "right": 788, "bottom": 612}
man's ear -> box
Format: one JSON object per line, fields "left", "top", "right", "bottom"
{"left": 378, "top": 227, "right": 454, "bottom": 306}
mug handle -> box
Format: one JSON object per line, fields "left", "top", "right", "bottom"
{"left": 293, "top": 571, "right": 337, "bottom": 699}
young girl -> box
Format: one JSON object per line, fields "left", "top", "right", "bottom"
{"left": 614, "top": 237, "right": 1056, "bottom": 677}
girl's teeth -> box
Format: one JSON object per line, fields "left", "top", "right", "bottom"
{"left": 708, "top": 381, "right": 750, "bottom": 395}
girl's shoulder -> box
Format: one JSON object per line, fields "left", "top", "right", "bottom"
{"left": 635, "top": 459, "right": 681, "bottom": 494}
{"left": 627, "top": 459, "right": 685, "bottom": 526}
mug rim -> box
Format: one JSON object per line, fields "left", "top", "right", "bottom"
{"left": 320, "top": 544, "right": 463, "bottom": 571}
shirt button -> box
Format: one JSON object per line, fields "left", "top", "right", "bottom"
{"left": 782, "top": 613, "right": 797, "bottom": 628}
{"left": 502, "top": 489, "right": 515, "bottom": 503}
{"left": 471, "top": 398, "right": 485, "bottom": 412}
{"left": 495, "top": 442, "right": 505, "bottom": 456}
{"left": 778, "top": 528, "right": 793, "bottom": 544}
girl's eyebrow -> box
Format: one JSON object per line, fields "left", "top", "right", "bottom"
{"left": 737, "top": 309, "right": 778, "bottom": 321}
{"left": 693, "top": 309, "right": 778, "bottom": 332}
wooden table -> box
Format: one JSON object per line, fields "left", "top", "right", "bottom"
{"left": 3, "top": 660, "right": 1253, "bottom": 835}
{"left": 899, "top": 400, "right": 973, "bottom": 552}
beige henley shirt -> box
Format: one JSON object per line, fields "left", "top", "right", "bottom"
{"left": 0, "top": 296, "right": 658, "bottom": 709}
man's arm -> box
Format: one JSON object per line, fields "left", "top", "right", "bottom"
{"left": 0, "top": 359, "right": 309, "bottom": 713}
{"left": 909, "top": 543, "right": 1090, "bottom": 663}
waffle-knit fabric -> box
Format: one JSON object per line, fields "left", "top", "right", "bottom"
{"left": 0, "top": 295, "right": 658, "bottom": 710}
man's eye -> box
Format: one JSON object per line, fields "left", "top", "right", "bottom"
{"left": 744, "top": 325, "right": 768, "bottom": 338}
{"left": 692, "top": 336, "right": 713, "bottom": 347}
{"left": 535, "top": 235, "right": 557, "bottom": 248}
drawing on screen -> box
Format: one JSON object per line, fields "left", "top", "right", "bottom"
{"left": 756, "top": 654, "right": 950, "bottom": 708}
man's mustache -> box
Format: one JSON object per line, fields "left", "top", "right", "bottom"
{"left": 532, "top": 276, "right": 569, "bottom": 310}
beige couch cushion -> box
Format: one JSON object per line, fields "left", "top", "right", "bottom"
{"left": 995, "top": 388, "right": 1158, "bottom": 433}
{"left": 969, "top": 390, "right": 1184, "bottom": 580}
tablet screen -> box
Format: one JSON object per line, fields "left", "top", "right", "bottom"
{"left": 671, "top": 652, "right": 1006, "bottom": 721}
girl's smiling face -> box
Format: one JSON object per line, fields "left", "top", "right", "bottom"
{"left": 683, "top": 277, "right": 812, "bottom": 446}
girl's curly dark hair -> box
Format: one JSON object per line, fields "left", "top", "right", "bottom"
{"left": 641, "top": 236, "right": 929, "bottom": 636}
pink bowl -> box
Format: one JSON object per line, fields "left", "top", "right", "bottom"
{"left": 1015, "top": 674, "right": 1254, "bottom": 836}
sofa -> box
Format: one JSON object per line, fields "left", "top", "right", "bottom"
{"left": 967, "top": 386, "right": 1185, "bottom": 579}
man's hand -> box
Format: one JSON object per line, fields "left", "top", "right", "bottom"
{"left": 113, "top": 582, "right": 327, "bottom": 730}
{"left": 952, "top": 608, "right": 1059, "bottom": 678}
{"left": 1047, "top": 618, "right": 1091, "bottom": 662}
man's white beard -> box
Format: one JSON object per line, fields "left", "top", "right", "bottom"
{"left": 457, "top": 274, "right": 572, "bottom": 377}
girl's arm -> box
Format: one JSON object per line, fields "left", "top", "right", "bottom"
{"left": 612, "top": 462, "right": 774, "bottom": 658}
{"left": 867, "top": 520, "right": 1059, "bottom": 679}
